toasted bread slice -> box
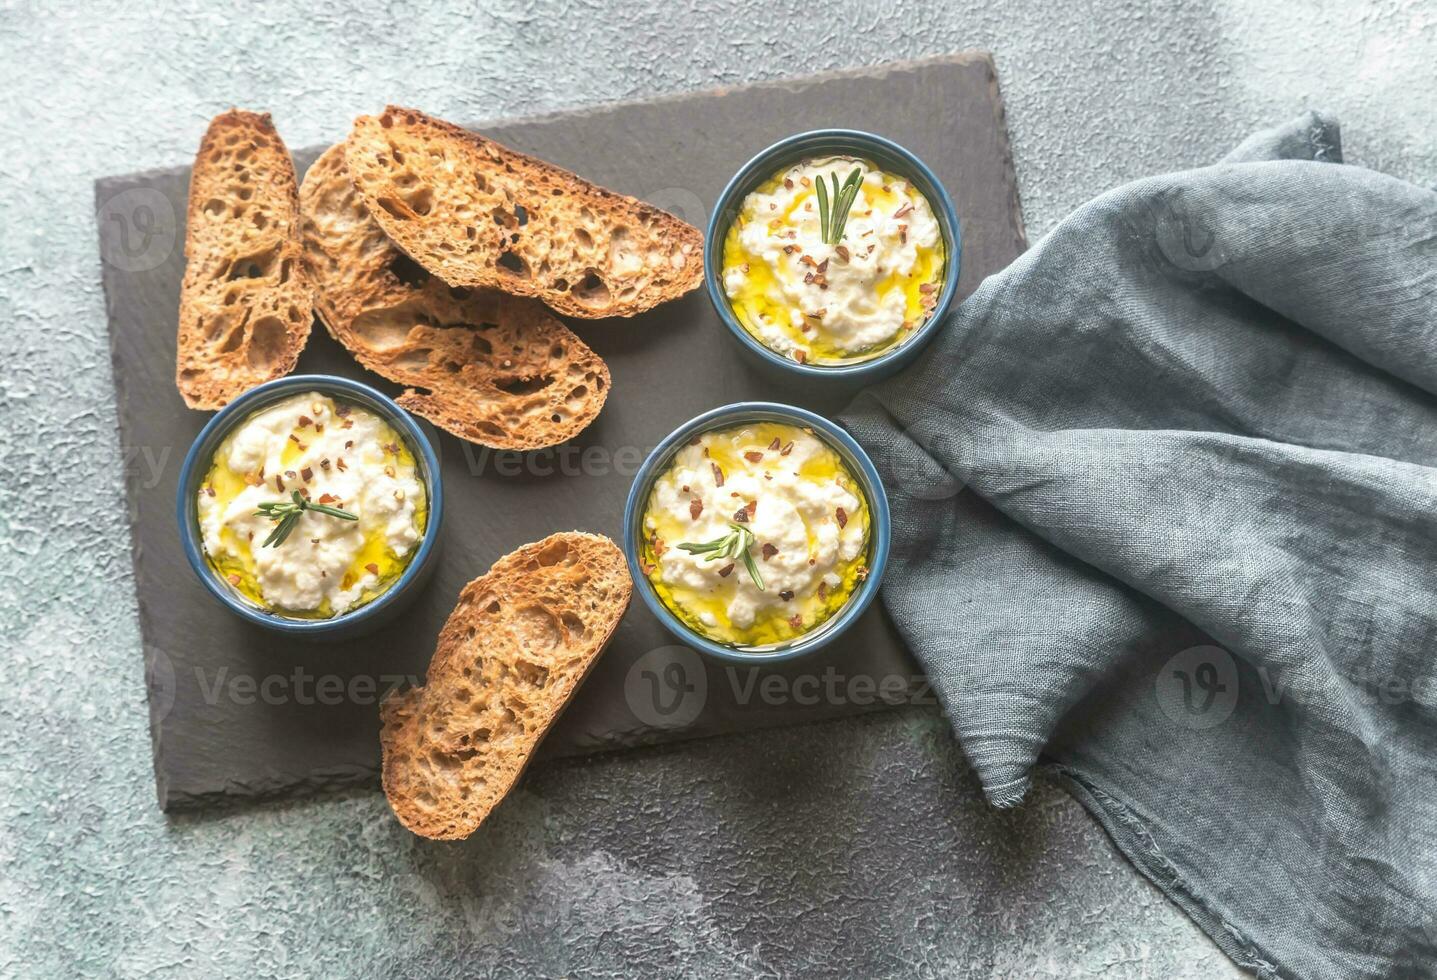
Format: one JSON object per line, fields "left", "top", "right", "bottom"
{"left": 343, "top": 106, "right": 703, "bottom": 318}
{"left": 176, "top": 110, "right": 312, "bottom": 409}
{"left": 299, "top": 143, "right": 610, "bottom": 450}
{"left": 380, "top": 532, "right": 632, "bottom": 840}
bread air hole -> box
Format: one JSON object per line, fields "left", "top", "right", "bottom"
{"left": 225, "top": 245, "right": 280, "bottom": 281}
{"left": 388, "top": 253, "right": 431, "bottom": 288}
{"left": 495, "top": 374, "right": 553, "bottom": 396}
{"left": 571, "top": 270, "right": 610, "bottom": 307}
{"left": 352, "top": 305, "right": 419, "bottom": 351}
{"left": 534, "top": 539, "right": 571, "bottom": 567}
{"left": 202, "top": 198, "right": 225, "bottom": 217}
{"left": 496, "top": 250, "right": 529, "bottom": 278}
{"left": 246, "top": 316, "right": 288, "bottom": 368}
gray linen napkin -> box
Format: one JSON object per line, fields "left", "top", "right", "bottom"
{"left": 842, "top": 113, "right": 1437, "bottom": 980}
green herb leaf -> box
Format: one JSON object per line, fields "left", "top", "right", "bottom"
{"left": 815, "top": 173, "right": 831, "bottom": 245}
{"left": 676, "top": 522, "right": 765, "bottom": 590}
{"left": 813, "top": 165, "right": 865, "bottom": 246}
{"left": 252, "top": 491, "right": 358, "bottom": 548}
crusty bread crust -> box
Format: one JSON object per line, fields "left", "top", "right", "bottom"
{"left": 380, "top": 532, "right": 632, "bottom": 840}
{"left": 176, "top": 110, "right": 312, "bottom": 409}
{"left": 344, "top": 106, "right": 703, "bottom": 318}
{"left": 299, "top": 143, "right": 610, "bottom": 450}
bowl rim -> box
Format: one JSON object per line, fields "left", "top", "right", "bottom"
{"left": 175, "top": 374, "right": 444, "bottom": 635}
{"left": 622, "top": 401, "right": 891, "bottom": 664}
{"left": 703, "top": 128, "right": 962, "bottom": 380}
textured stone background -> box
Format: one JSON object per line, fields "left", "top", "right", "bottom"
{"left": 1, "top": 0, "right": 1432, "bottom": 977}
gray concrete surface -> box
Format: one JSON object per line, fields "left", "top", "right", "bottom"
{"left": 1, "top": 0, "right": 1431, "bottom": 977}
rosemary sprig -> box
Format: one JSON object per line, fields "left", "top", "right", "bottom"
{"left": 254, "top": 490, "right": 358, "bottom": 548}
{"left": 815, "top": 166, "right": 863, "bottom": 245}
{"left": 677, "top": 522, "right": 765, "bottom": 591}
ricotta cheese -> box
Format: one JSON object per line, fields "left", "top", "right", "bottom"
{"left": 197, "top": 392, "right": 426, "bottom": 617}
{"left": 722, "top": 155, "right": 944, "bottom": 364}
{"left": 641, "top": 421, "right": 869, "bottom": 647}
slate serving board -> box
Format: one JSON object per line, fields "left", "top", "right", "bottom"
{"left": 97, "top": 53, "right": 1026, "bottom": 811}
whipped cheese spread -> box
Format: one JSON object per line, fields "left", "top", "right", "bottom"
{"left": 197, "top": 392, "right": 427, "bottom": 617}
{"left": 722, "top": 155, "right": 944, "bottom": 365}
{"left": 641, "top": 421, "right": 869, "bottom": 647}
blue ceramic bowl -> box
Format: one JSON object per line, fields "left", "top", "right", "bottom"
{"left": 623, "top": 402, "right": 890, "bottom": 664}
{"left": 176, "top": 375, "right": 444, "bottom": 641}
{"left": 704, "top": 129, "right": 961, "bottom": 382}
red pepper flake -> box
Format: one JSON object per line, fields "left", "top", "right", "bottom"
{"left": 788, "top": 613, "right": 804, "bottom": 630}
{"left": 899, "top": 223, "right": 908, "bottom": 244}
{"left": 762, "top": 543, "right": 778, "bottom": 560}
{"left": 732, "top": 506, "right": 750, "bottom": 523}
{"left": 336, "top": 457, "right": 348, "bottom": 472}
{"left": 895, "top": 203, "right": 914, "bottom": 219}
{"left": 689, "top": 498, "right": 703, "bottom": 521}
{"left": 919, "top": 282, "right": 935, "bottom": 294}
{"left": 285, "top": 470, "right": 297, "bottom": 480}
{"left": 794, "top": 349, "right": 808, "bottom": 364}
{"left": 768, "top": 437, "right": 781, "bottom": 451}
{"left": 288, "top": 434, "right": 306, "bottom": 450}
{"left": 202, "top": 485, "right": 216, "bottom": 497}
{"left": 275, "top": 475, "right": 286, "bottom": 491}
{"left": 711, "top": 462, "right": 725, "bottom": 487}
{"left": 784, "top": 177, "right": 794, "bottom": 190}
{"left": 799, "top": 254, "right": 816, "bottom": 267}
{"left": 818, "top": 581, "right": 829, "bottom": 600}
{"left": 317, "top": 493, "right": 338, "bottom": 504}
{"left": 342, "top": 420, "right": 354, "bottom": 429}
{"left": 799, "top": 175, "right": 811, "bottom": 187}
{"left": 315, "top": 423, "right": 324, "bottom": 434}
{"left": 809, "top": 557, "right": 817, "bottom": 566}
{"left": 335, "top": 403, "right": 351, "bottom": 417}
{"left": 783, "top": 244, "right": 797, "bottom": 255}
{"left": 652, "top": 534, "right": 668, "bottom": 557}
{"left": 298, "top": 415, "right": 313, "bottom": 427}
{"left": 365, "top": 563, "right": 379, "bottom": 576}
{"left": 639, "top": 557, "right": 656, "bottom": 575}
{"left": 856, "top": 565, "right": 869, "bottom": 581}
{"left": 744, "top": 451, "right": 763, "bottom": 463}
{"left": 779, "top": 590, "right": 794, "bottom": 602}
{"left": 816, "top": 259, "right": 829, "bottom": 275}
{"left": 227, "top": 574, "right": 242, "bottom": 586}
{"left": 763, "top": 472, "right": 773, "bottom": 481}
{"left": 300, "top": 466, "right": 314, "bottom": 482}
{"left": 319, "top": 458, "right": 331, "bottom": 470}
{"left": 836, "top": 506, "right": 848, "bottom": 529}
{"left": 780, "top": 441, "right": 795, "bottom": 456}
{"left": 835, "top": 245, "right": 850, "bottom": 262}
{"left": 384, "top": 465, "right": 396, "bottom": 478}
{"left": 744, "top": 500, "right": 757, "bottom": 520}
{"left": 717, "top": 563, "right": 735, "bottom": 578}
{"left": 344, "top": 440, "right": 354, "bottom": 450}
{"left": 681, "top": 484, "right": 690, "bottom": 494}
{"left": 385, "top": 442, "right": 400, "bottom": 455}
